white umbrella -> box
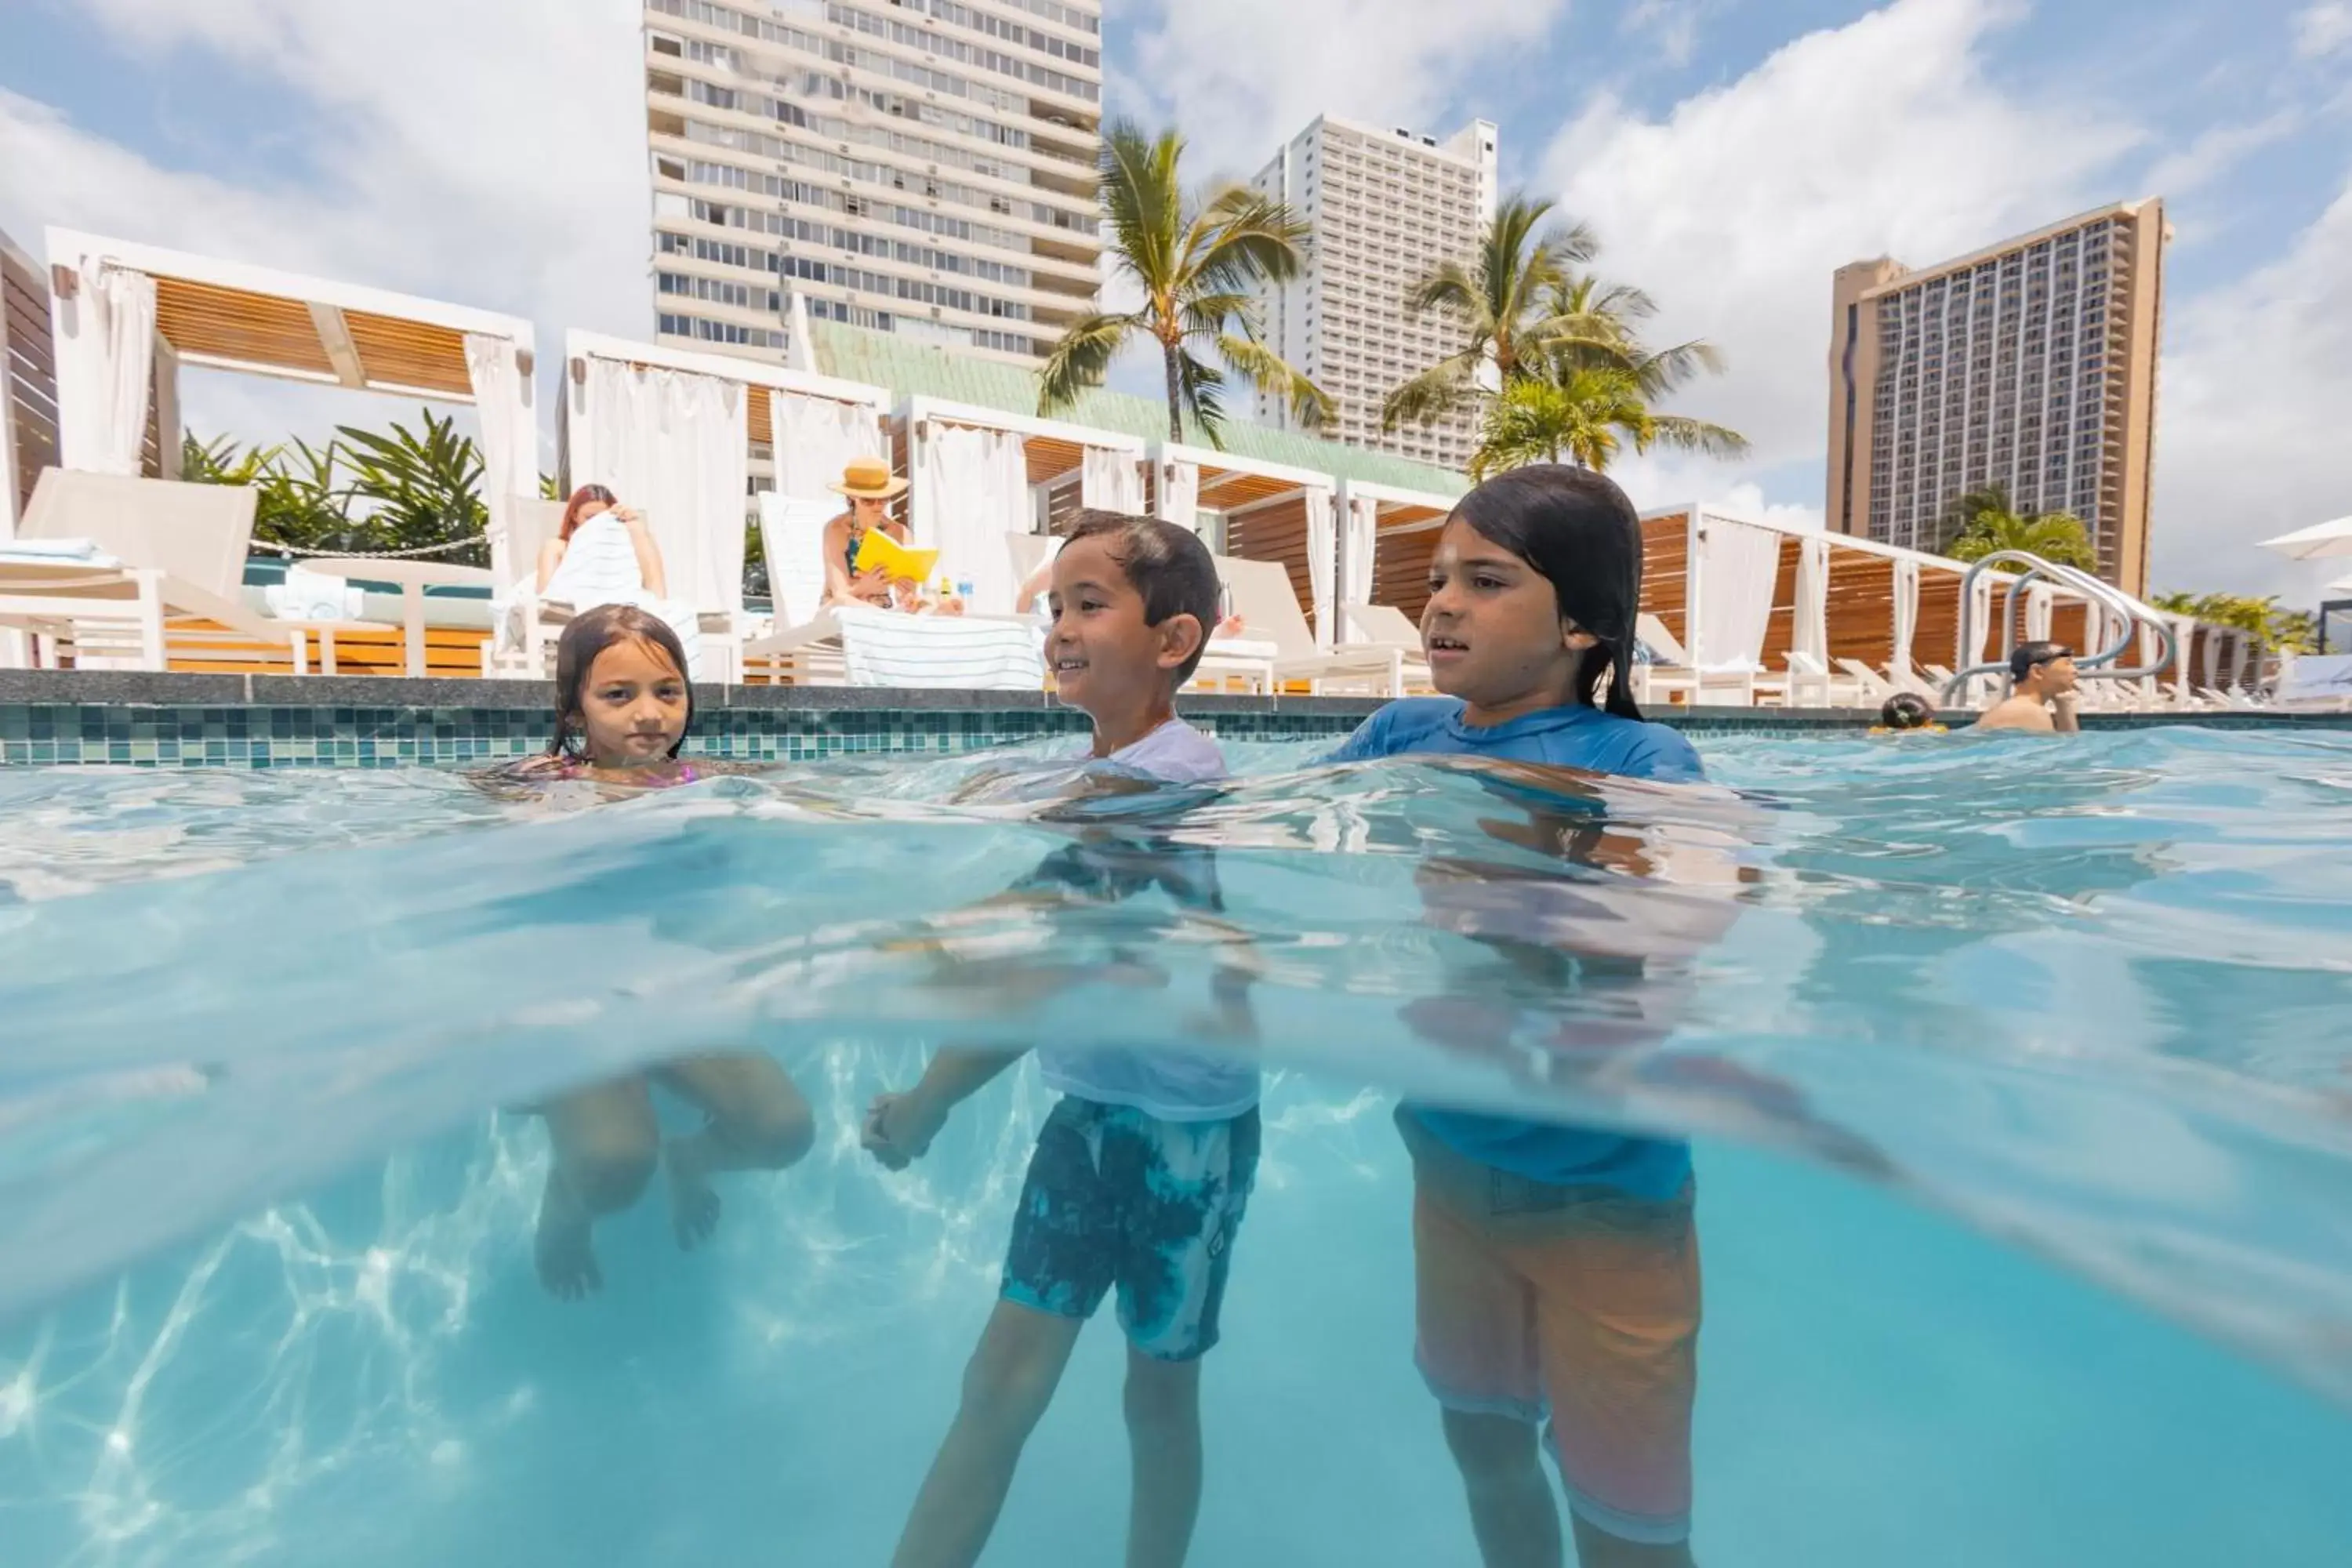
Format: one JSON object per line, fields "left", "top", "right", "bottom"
{"left": 2257, "top": 516, "right": 2352, "bottom": 559}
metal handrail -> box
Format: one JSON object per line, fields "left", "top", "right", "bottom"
{"left": 1944, "top": 550, "right": 2176, "bottom": 708}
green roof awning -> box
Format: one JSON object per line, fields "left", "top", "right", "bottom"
{"left": 809, "top": 319, "right": 1468, "bottom": 500}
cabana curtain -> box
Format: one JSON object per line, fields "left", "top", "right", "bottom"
{"left": 463, "top": 335, "right": 534, "bottom": 587}
{"left": 2024, "top": 582, "right": 2055, "bottom": 644}
{"left": 1690, "top": 513, "right": 1779, "bottom": 670}
{"left": 919, "top": 424, "right": 1025, "bottom": 614}
{"left": 1791, "top": 536, "right": 1829, "bottom": 667}
{"left": 581, "top": 359, "right": 749, "bottom": 616}
{"left": 1305, "top": 484, "right": 1336, "bottom": 648}
{"left": 1154, "top": 457, "right": 1200, "bottom": 531}
{"left": 1890, "top": 557, "right": 1921, "bottom": 680}
{"left": 771, "top": 391, "right": 885, "bottom": 504}
{"left": 1340, "top": 492, "right": 1379, "bottom": 638}
{"left": 1080, "top": 446, "right": 1142, "bottom": 514}
{"left": 58, "top": 262, "right": 156, "bottom": 477}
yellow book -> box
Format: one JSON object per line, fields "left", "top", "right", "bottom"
{"left": 853, "top": 529, "right": 939, "bottom": 584}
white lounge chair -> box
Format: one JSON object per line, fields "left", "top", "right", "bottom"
{"left": 1628, "top": 612, "right": 1700, "bottom": 707}
{"left": 741, "top": 493, "right": 848, "bottom": 684}
{"left": 0, "top": 471, "right": 371, "bottom": 674}
{"left": 1836, "top": 658, "right": 1901, "bottom": 702}
{"left": 1339, "top": 602, "right": 1436, "bottom": 694}
{"left": 1216, "top": 556, "right": 1414, "bottom": 697}
{"left": 1784, "top": 652, "right": 1867, "bottom": 710}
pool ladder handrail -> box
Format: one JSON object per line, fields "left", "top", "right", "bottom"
{"left": 1946, "top": 551, "right": 2176, "bottom": 708}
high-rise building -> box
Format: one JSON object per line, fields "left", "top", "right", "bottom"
{"left": 640, "top": 0, "right": 1105, "bottom": 370}
{"left": 1250, "top": 116, "right": 1499, "bottom": 474}
{"left": 1826, "top": 198, "right": 2169, "bottom": 593}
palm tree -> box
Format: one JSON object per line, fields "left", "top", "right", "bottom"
{"left": 1381, "top": 196, "right": 1602, "bottom": 432}
{"left": 338, "top": 409, "right": 492, "bottom": 566}
{"left": 1469, "top": 368, "right": 1749, "bottom": 477}
{"left": 1037, "top": 121, "right": 1327, "bottom": 447}
{"left": 1945, "top": 496, "right": 2097, "bottom": 572}
{"left": 1536, "top": 272, "right": 1729, "bottom": 399}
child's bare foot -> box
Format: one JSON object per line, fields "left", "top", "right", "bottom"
{"left": 666, "top": 1138, "right": 722, "bottom": 1250}
{"left": 535, "top": 1177, "right": 602, "bottom": 1300}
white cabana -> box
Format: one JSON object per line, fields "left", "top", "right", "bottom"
{"left": 45, "top": 228, "right": 538, "bottom": 578}
{"left": 904, "top": 395, "right": 1146, "bottom": 615}
{"left": 1154, "top": 441, "right": 1340, "bottom": 644}
{"left": 564, "top": 332, "right": 894, "bottom": 672}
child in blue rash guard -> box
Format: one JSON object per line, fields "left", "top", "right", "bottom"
{"left": 863, "top": 511, "right": 1256, "bottom": 1568}
{"left": 1329, "top": 466, "right": 1706, "bottom": 1567}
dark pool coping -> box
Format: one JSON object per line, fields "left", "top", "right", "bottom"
{"left": 2, "top": 670, "right": 2347, "bottom": 733}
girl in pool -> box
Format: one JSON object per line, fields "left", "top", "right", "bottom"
{"left": 514, "top": 605, "right": 814, "bottom": 1298}
{"left": 1327, "top": 466, "right": 1707, "bottom": 1567}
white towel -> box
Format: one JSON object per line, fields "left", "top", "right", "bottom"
{"left": 0, "top": 538, "right": 118, "bottom": 566}
{"left": 837, "top": 607, "right": 1044, "bottom": 691}
{"left": 510, "top": 514, "right": 710, "bottom": 677}
{"left": 264, "top": 566, "right": 364, "bottom": 622}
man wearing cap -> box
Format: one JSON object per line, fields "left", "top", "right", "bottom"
{"left": 822, "top": 456, "right": 914, "bottom": 610}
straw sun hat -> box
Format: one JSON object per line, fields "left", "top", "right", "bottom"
{"left": 830, "top": 456, "right": 909, "bottom": 500}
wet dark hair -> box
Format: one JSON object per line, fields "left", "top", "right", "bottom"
{"left": 547, "top": 604, "right": 695, "bottom": 760}
{"left": 1060, "top": 509, "right": 1221, "bottom": 684}
{"left": 1879, "top": 691, "right": 1936, "bottom": 730}
{"left": 1447, "top": 465, "right": 1646, "bottom": 720}
{"left": 2009, "top": 641, "right": 2072, "bottom": 683}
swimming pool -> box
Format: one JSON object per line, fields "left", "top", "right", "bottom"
{"left": 2, "top": 724, "right": 2350, "bottom": 1566}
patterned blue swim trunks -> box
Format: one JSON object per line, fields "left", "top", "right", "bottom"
{"left": 1000, "top": 1096, "right": 1261, "bottom": 1361}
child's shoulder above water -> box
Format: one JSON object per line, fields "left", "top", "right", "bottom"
{"left": 1336, "top": 696, "right": 1702, "bottom": 783}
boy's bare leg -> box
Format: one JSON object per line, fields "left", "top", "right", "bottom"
{"left": 1569, "top": 1515, "right": 1696, "bottom": 1568}
{"left": 652, "top": 1052, "right": 816, "bottom": 1248}
{"left": 1123, "top": 1347, "right": 1203, "bottom": 1568}
{"left": 892, "top": 1300, "right": 1084, "bottom": 1568}
{"left": 536, "top": 1078, "right": 660, "bottom": 1298}
{"left": 1442, "top": 1408, "right": 1565, "bottom": 1568}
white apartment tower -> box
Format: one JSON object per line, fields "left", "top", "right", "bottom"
{"left": 641, "top": 0, "right": 1105, "bottom": 368}
{"left": 1250, "top": 116, "right": 1499, "bottom": 473}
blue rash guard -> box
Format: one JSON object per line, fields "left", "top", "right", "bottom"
{"left": 1328, "top": 697, "right": 1704, "bottom": 1198}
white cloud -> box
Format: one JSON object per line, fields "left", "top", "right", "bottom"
{"left": 1536, "top": 0, "right": 2145, "bottom": 505}
{"left": 2294, "top": 2, "right": 2352, "bottom": 59}
{"left": 1623, "top": 0, "right": 1708, "bottom": 69}
{"left": 0, "top": 0, "right": 652, "bottom": 459}
{"left": 2146, "top": 170, "right": 2352, "bottom": 601}
{"left": 2142, "top": 111, "right": 2300, "bottom": 201}
{"left": 1122, "top": 0, "right": 1570, "bottom": 178}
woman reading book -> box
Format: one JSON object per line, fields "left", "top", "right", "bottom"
{"left": 822, "top": 457, "right": 916, "bottom": 610}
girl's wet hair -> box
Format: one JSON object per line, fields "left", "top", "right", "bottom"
{"left": 559, "top": 484, "right": 618, "bottom": 543}
{"left": 1449, "top": 465, "right": 1647, "bottom": 720}
{"left": 547, "top": 604, "right": 694, "bottom": 759}
{"left": 1879, "top": 691, "right": 1936, "bottom": 730}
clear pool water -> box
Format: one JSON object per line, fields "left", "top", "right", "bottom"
{"left": 2, "top": 726, "right": 2350, "bottom": 1566}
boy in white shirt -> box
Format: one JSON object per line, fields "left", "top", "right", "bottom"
{"left": 864, "top": 512, "right": 1256, "bottom": 1568}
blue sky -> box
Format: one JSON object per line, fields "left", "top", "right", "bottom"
{"left": 2, "top": 0, "right": 2347, "bottom": 599}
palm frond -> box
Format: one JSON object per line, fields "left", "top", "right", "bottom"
{"left": 1381, "top": 355, "right": 1483, "bottom": 431}
{"left": 1639, "top": 414, "right": 1751, "bottom": 462}
{"left": 1098, "top": 121, "right": 1184, "bottom": 297}
{"left": 1405, "top": 260, "right": 1486, "bottom": 320}
{"left": 1218, "top": 333, "right": 1330, "bottom": 431}
{"left": 1176, "top": 351, "right": 1229, "bottom": 448}
{"left": 1036, "top": 312, "right": 1142, "bottom": 416}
